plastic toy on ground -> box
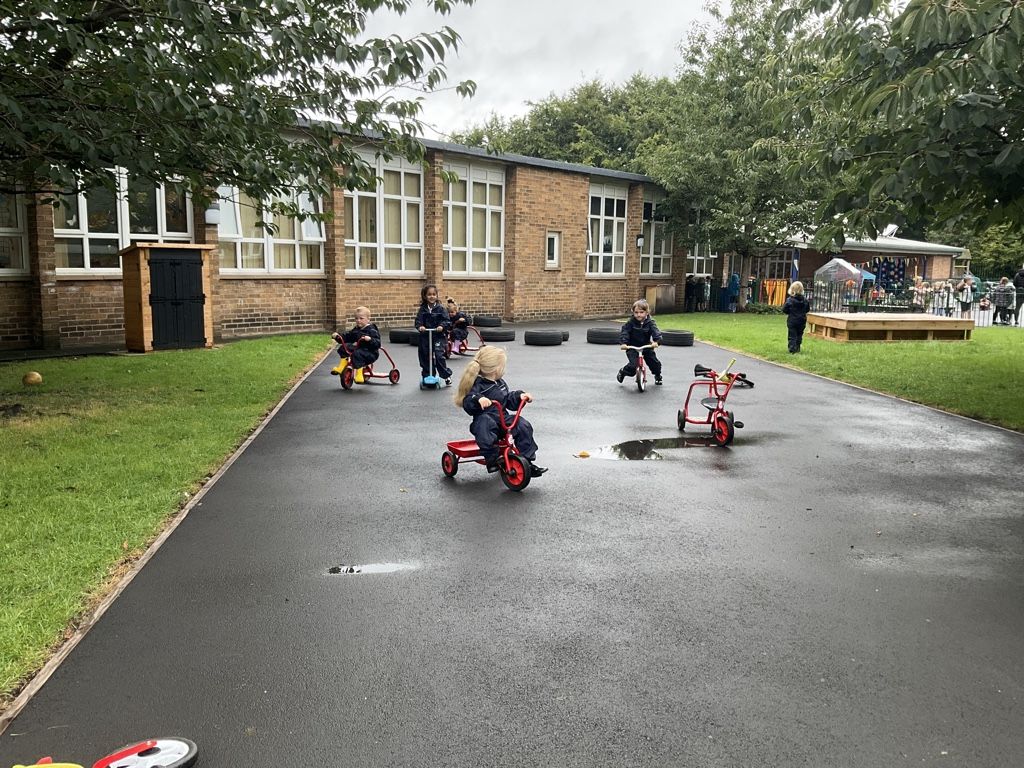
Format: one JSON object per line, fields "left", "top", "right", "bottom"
{"left": 332, "top": 334, "right": 400, "bottom": 389}
{"left": 677, "top": 358, "right": 755, "bottom": 446}
{"left": 11, "top": 736, "right": 198, "bottom": 768}
{"left": 620, "top": 344, "right": 655, "bottom": 392}
{"left": 420, "top": 328, "right": 444, "bottom": 390}
{"left": 441, "top": 400, "right": 538, "bottom": 491}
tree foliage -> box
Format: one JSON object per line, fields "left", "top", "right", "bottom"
{"left": 0, "top": 0, "right": 476, "bottom": 206}
{"left": 769, "top": 0, "right": 1024, "bottom": 246}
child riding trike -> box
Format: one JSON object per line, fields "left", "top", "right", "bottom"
{"left": 619, "top": 344, "right": 655, "bottom": 392}
{"left": 677, "top": 358, "right": 754, "bottom": 446}
{"left": 445, "top": 324, "right": 485, "bottom": 358}
{"left": 331, "top": 334, "right": 400, "bottom": 389}
{"left": 441, "top": 399, "right": 536, "bottom": 491}
{"left": 11, "top": 736, "right": 198, "bottom": 768}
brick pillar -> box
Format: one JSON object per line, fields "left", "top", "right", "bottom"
{"left": 504, "top": 166, "right": 519, "bottom": 321}
{"left": 627, "top": 182, "right": 645, "bottom": 303}
{"left": 323, "top": 173, "right": 346, "bottom": 331}
{"left": 422, "top": 150, "right": 445, "bottom": 293}
{"left": 27, "top": 196, "right": 60, "bottom": 349}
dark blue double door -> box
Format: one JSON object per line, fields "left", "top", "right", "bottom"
{"left": 149, "top": 249, "right": 206, "bottom": 349}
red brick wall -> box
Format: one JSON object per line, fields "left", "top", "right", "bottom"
{"left": 56, "top": 278, "right": 126, "bottom": 347}
{"left": 0, "top": 280, "right": 33, "bottom": 349}
{"left": 216, "top": 277, "right": 326, "bottom": 338}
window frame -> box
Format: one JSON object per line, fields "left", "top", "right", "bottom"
{"left": 586, "top": 182, "right": 627, "bottom": 276}
{"left": 639, "top": 197, "right": 672, "bottom": 276}
{"left": 688, "top": 242, "right": 718, "bottom": 277}
{"left": 757, "top": 250, "right": 796, "bottom": 280}
{"left": 343, "top": 152, "right": 424, "bottom": 276}
{"left": 443, "top": 161, "right": 505, "bottom": 276}
{"left": 0, "top": 192, "right": 29, "bottom": 275}
{"left": 545, "top": 231, "right": 561, "bottom": 270}
{"left": 53, "top": 170, "right": 195, "bottom": 274}
{"left": 216, "top": 185, "right": 325, "bottom": 273}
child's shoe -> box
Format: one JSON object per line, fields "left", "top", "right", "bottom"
{"left": 530, "top": 463, "right": 548, "bottom": 477}
{"left": 485, "top": 455, "right": 500, "bottom": 473}
{"left": 616, "top": 368, "right": 625, "bottom": 383}
{"left": 655, "top": 375, "right": 663, "bottom": 385}
{"left": 331, "top": 357, "right": 349, "bottom": 375}
{"left": 444, "top": 377, "right": 452, "bottom": 386}
{"left": 354, "top": 367, "right": 365, "bottom": 383}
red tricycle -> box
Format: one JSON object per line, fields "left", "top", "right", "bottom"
{"left": 445, "top": 324, "right": 486, "bottom": 358}
{"left": 677, "top": 358, "right": 754, "bottom": 447}
{"left": 618, "top": 344, "right": 656, "bottom": 392}
{"left": 11, "top": 736, "right": 197, "bottom": 768}
{"left": 441, "top": 399, "right": 535, "bottom": 491}
{"left": 331, "top": 334, "right": 400, "bottom": 389}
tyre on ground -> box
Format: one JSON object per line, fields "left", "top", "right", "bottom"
{"left": 660, "top": 330, "right": 695, "bottom": 347}
{"left": 523, "top": 330, "right": 563, "bottom": 346}
{"left": 480, "top": 328, "right": 515, "bottom": 342}
{"left": 586, "top": 327, "right": 621, "bottom": 344}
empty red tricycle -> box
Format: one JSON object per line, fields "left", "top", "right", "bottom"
{"left": 332, "top": 334, "right": 400, "bottom": 389}
{"left": 678, "top": 358, "right": 754, "bottom": 446}
{"left": 441, "top": 400, "right": 534, "bottom": 491}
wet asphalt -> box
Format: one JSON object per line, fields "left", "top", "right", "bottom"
{"left": 1, "top": 320, "right": 1023, "bottom": 768}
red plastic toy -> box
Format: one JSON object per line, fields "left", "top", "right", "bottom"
{"left": 445, "top": 324, "right": 486, "bottom": 358}
{"left": 619, "top": 344, "right": 655, "bottom": 392}
{"left": 11, "top": 736, "right": 197, "bottom": 768}
{"left": 332, "top": 334, "right": 400, "bottom": 389}
{"left": 677, "top": 358, "right": 755, "bottom": 446}
{"left": 441, "top": 400, "right": 534, "bottom": 491}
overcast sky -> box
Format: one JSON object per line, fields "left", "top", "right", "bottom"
{"left": 363, "top": 0, "right": 721, "bottom": 139}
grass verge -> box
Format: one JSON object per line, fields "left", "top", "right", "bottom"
{"left": 0, "top": 334, "right": 330, "bottom": 707}
{"left": 656, "top": 313, "right": 1024, "bottom": 432}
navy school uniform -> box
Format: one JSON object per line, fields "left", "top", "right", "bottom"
{"left": 415, "top": 301, "right": 453, "bottom": 379}
{"left": 336, "top": 323, "right": 381, "bottom": 369}
{"left": 619, "top": 316, "right": 663, "bottom": 376}
{"left": 782, "top": 293, "right": 810, "bottom": 353}
{"left": 462, "top": 376, "right": 539, "bottom": 462}
{"left": 448, "top": 311, "right": 470, "bottom": 342}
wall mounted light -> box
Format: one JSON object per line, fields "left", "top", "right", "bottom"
{"left": 635, "top": 233, "right": 645, "bottom": 251}
{"left": 204, "top": 201, "right": 221, "bottom": 226}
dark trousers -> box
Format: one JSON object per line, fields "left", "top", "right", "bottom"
{"left": 450, "top": 327, "right": 469, "bottom": 342}
{"left": 418, "top": 333, "right": 452, "bottom": 378}
{"left": 339, "top": 346, "right": 378, "bottom": 369}
{"left": 471, "top": 412, "right": 538, "bottom": 462}
{"left": 787, "top": 320, "right": 806, "bottom": 352}
{"left": 995, "top": 306, "right": 1013, "bottom": 324}
{"left": 623, "top": 348, "right": 662, "bottom": 376}
{"left": 1015, "top": 290, "right": 1024, "bottom": 324}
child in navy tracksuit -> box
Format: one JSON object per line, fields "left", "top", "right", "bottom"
{"left": 454, "top": 346, "right": 546, "bottom": 476}
{"left": 415, "top": 284, "right": 453, "bottom": 383}
{"left": 446, "top": 297, "right": 470, "bottom": 354}
{"left": 330, "top": 306, "right": 381, "bottom": 382}
{"left": 617, "top": 299, "right": 664, "bottom": 384}
{"left": 782, "top": 280, "right": 810, "bottom": 353}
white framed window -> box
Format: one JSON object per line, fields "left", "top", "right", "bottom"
{"left": 688, "top": 243, "right": 718, "bottom": 277}
{"left": 587, "top": 182, "right": 627, "bottom": 275}
{"left": 54, "top": 170, "right": 194, "bottom": 272}
{"left": 545, "top": 231, "right": 560, "bottom": 269}
{"left": 443, "top": 162, "right": 504, "bottom": 275}
{"left": 0, "top": 193, "right": 29, "bottom": 274}
{"left": 216, "top": 185, "right": 324, "bottom": 272}
{"left": 640, "top": 198, "right": 672, "bottom": 276}
{"left": 343, "top": 152, "right": 423, "bottom": 274}
{"left": 758, "top": 250, "right": 795, "bottom": 280}
{"left": 953, "top": 256, "right": 970, "bottom": 274}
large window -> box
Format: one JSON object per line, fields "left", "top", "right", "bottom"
{"left": 443, "top": 162, "right": 504, "bottom": 275}
{"left": 587, "top": 183, "right": 627, "bottom": 275}
{"left": 0, "top": 193, "right": 28, "bottom": 273}
{"left": 216, "top": 186, "right": 324, "bottom": 271}
{"left": 344, "top": 153, "right": 422, "bottom": 274}
{"left": 640, "top": 198, "right": 671, "bottom": 276}
{"left": 687, "top": 243, "right": 718, "bottom": 277}
{"left": 758, "top": 250, "right": 796, "bottom": 280}
{"left": 53, "top": 171, "right": 193, "bottom": 271}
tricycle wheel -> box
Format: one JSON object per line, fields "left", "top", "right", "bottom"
{"left": 388, "top": 368, "right": 400, "bottom": 384}
{"left": 712, "top": 412, "right": 735, "bottom": 447}
{"left": 677, "top": 409, "right": 686, "bottom": 431}
{"left": 340, "top": 367, "right": 354, "bottom": 389}
{"left": 94, "top": 737, "right": 198, "bottom": 768}
{"left": 636, "top": 370, "right": 646, "bottom": 392}
{"left": 501, "top": 454, "right": 531, "bottom": 491}
{"left": 441, "top": 451, "right": 458, "bottom": 477}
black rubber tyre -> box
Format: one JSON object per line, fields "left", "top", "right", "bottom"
{"left": 523, "top": 330, "right": 563, "bottom": 346}
{"left": 636, "top": 369, "right": 646, "bottom": 392}
{"left": 501, "top": 454, "right": 531, "bottom": 491}
{"left": 340, "top": 367, "right": 354, "bottom": 390}
{"left": 561, "top": 330, "right": 570, "bottom": 341}
{"left": 389, "top": 327, "right": 416, "bottom": 344}
{"left": 441, "top": 451, "right": 458, "bottom": 477}
{"left": 480, "top": 328, "right": 515, "bottom": 342}
{"left": 586, "top": 327, "right": 620, "bottom": 344}
{"left": 474, "top": 315, "right": 502, "bottom": 327}
{"left": 388, "top": 368, "right": 400, "bottom": 384}
{"left": 712, "top": 412, "right": 735, "bottom": 447}
{"left": 661, "top": 330, "right": 695, "bottom": 347}
{"left": 677, "top": 409, "right": 686, "bottom": 431}
{"left": 409, "top": 332, "right": 420, "bottom": 346}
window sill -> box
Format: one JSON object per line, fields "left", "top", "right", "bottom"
{"left": 344, "top": 272, "right": 426, "bottom": 280}
{"left": 442, "top": 274, "right": 506, "bottom": 281}
{"left": 56, "top": 270, "right": 122, "bottom": 280}
{"left": 585, "top": 274, "right": 627, "bottom": 280}
{"left": 219, "top": 271, "right": 325, "bottom": 279}
{"left": 0, "top": 273, "right": 31, "bottom": 281}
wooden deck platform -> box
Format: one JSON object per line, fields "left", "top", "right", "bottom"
{"left": 807, "top": 312, "right": 973, "bottom": 342}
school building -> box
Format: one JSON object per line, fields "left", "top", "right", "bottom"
{"left": 0, "top": 135, "right": 969, "bottom": 352}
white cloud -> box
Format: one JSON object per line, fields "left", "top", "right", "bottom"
{"left": 362, "top": 0, "right": 716, "bottom": 138}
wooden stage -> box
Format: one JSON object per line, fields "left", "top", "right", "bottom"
{"left": 807, "top": 312, "right": 974, "bottom": 342}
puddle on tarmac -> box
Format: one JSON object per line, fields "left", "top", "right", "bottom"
{"left": 586, "top": 436, "right": 720, "bottom": 460}
{"left": 328, "top": 562, "right": 420, "bottom": 575}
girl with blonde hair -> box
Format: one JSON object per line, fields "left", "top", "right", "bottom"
{"left": 782, "top": 280, "right": 810, "bottom": 354}
{"left": 454, "top": 346, "right": 546, "bottom": 476}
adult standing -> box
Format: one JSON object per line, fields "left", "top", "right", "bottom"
{"left": 685, "top": 274, "right": 697, "bottom": 313}
{"left": 990, "top": 277, "right": 1016, "bottom": 325}
{"left": 1013, "top": 265, "right": 1024, "bottom": 327}
{"left": 955, "top": 276, "right": 975, "bottom": 319}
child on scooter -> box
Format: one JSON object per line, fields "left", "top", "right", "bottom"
{"left": 454, "top": 346, "right": 546, "bottom": 476}
{"left": 415, "top": 284, "right": 453, "bottom": 385}
{"left": 330, "top": 306, "right": 380, "bottom": 382}
{"left": 617, "top": 298, "right": 664, "bottom": 384}
{"left": 446, "top": 297, "right": 470, "bottom": 354}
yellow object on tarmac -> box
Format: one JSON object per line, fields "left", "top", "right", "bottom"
{"left": 354, "top": 367, "right": 365, "bottom": 383}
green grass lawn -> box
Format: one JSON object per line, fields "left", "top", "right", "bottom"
{"left": 655, "top": 313, "right": 1024, "bottom": 432}
{"left": 0, "top": 334, "right": 331, "bottom": 705}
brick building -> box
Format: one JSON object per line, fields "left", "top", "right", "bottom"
{"left": 0, "top": 138, "right": 700, "bottom": 352}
